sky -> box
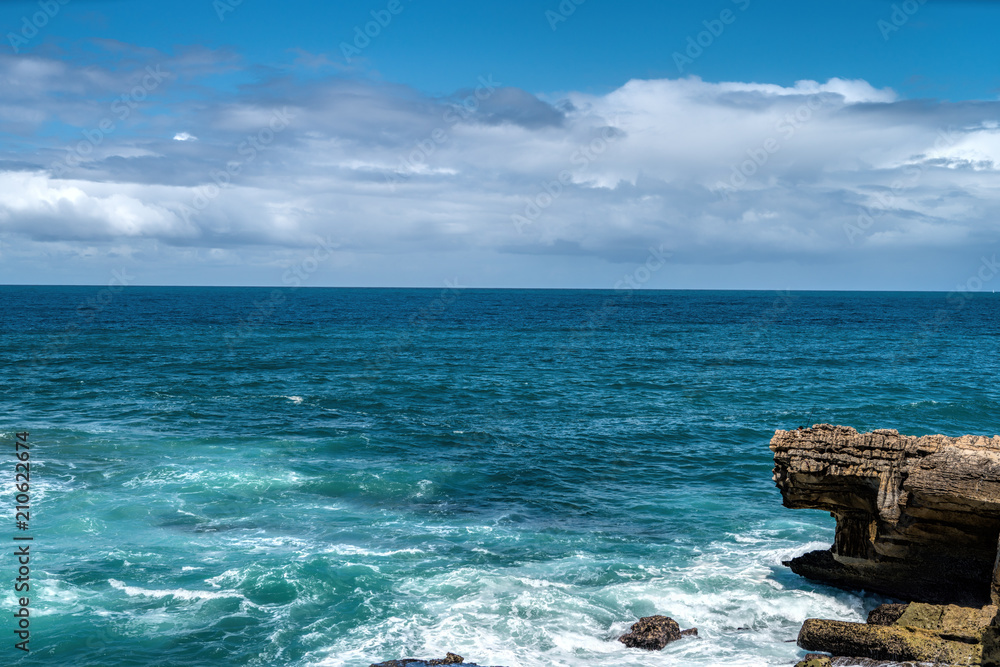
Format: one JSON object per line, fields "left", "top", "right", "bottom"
{"left": 0, "top": 0, "right": 999, "bottom": 289}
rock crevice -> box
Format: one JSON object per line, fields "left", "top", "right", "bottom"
{"left": 771, "top": 424, "right": 1000, "bottom": 606}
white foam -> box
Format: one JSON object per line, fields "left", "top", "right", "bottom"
{"left": 122, "top": 467, "right": 310, "bottom": 491}
{"left": 205, "top": 569, "right": 242, "bottom": 588}
{"left": 109, "top": 579, "right": 249, "bottom": 602}
{"left": 302, "top": 527, "right": 879, "bottom": 667}
{"left": 321, "top": 544, "right": 426, "bottom": 557}
{"left": 222, "top": 535, "right": 314, "bottom": 555}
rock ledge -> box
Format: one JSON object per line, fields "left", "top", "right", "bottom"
{"left": 771, "top": 424, "right": 1000, "bottom": 606}
{"left": 793, "top": 602, "right": 1000, "bottom": 666}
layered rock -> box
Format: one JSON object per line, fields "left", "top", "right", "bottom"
{"left": 771, "top": 424, "right": 1000, "bottom": 606}
{"left": 799, "top": 603, "right": 997, "bottom": 664}
{"left": 794, "top": 602, "right": 999, "bottom": 666}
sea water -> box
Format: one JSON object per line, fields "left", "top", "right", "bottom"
{"left": 3, "top": 287, "right": 999, "bottom": 667}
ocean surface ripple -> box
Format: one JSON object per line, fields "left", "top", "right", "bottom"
{"left": 3, "top": 287, "right": 999, "bottom": 666}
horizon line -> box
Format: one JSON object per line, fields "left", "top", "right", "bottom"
{"left": 0, "top": 284, "right": 995, "bottom": 294}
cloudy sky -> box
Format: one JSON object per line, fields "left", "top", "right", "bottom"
{"left": 1, "top": 0, "right": 999, "bottom": 289}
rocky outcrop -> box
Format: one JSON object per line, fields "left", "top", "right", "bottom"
{"left": 794, "top": 655, "right": 833, "bottom": 667}
{"left": 617, "top": 615, "right": 697, "bottom": 650}
{"left": 866, "top": 603, "right": 909, "bottom": 626}
{"left": 794, "top": 602, "right": 998, "bottom": 666}
{"left": 771, "top": 424, "right": 1000, "bottom": 606}
{"left": 370, "top": 654, "right": 498, "bottom": 667}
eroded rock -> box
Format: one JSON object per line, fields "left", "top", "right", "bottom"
{"left": 771, "top": 424, "right": 1000, "bottom": 605}
{"left": 796, "top": 658, "right": 926, "bottom": 667}
{"left": 370, "top": 654, "right": 493, "bottom": 667}
{"left": 618, "top": 615, "right": 697, "bottom": 650}
{"left": 867, "top": 604, "right": 909, "bottom": 626}
{"left": 796, "top": 602, "right": 998, "bottom": 666}
{"left": 798, "top": 617, "right": 981, "bottom": 664}
{"left": 794, "top": 655, "right": 832, "bottom": 667}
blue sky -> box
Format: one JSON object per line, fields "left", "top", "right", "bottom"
{"left": 1, "top": 0, "right": 999, "bottom": 288}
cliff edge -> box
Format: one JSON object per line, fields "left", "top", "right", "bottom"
{"left": 771, "top": 424, "right": 1000, "bottom": 606}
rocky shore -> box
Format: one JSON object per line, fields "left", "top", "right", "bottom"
{"left": 372, "top": 424, "right": 1000, "bottom": 667}
{"left": 369, "top": 616, "right": 698, "bottom": 666}
{"left": 773, "top": 425, "right": 1000, "bottom": 666}
{"left": 371, "top": 655, "right": 499, "bottom": 667}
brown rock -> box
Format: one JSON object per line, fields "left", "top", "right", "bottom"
{"left": 371, "top": 655, "right": 473, "bottom": 667}
{"left": 867, "top": 604, "right": 908, "bottom": 626}
{"left": 897, "top": 602, "right": 997, "bottom": 645}
{"left": 798, "top": 617, "right": 982, "bottom": 664}
{"left": 770, "top": 424, "right": 1000, "bottom": 606}
{"left": 618, "top": 615, "right": 681, "bottom": 650}
{"left": 796, "top": 603, "right": 999, "bottom": 665}
{"left": 793, "top": 655, "right": 831, "bottom": 667}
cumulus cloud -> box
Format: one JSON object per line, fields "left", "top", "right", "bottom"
{"left": 2, "top": 45, "right": 1000, "bottom": 287}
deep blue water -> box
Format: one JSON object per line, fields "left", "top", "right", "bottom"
{"left": 2, "top": 287, "right": 1000, "bottom": 666}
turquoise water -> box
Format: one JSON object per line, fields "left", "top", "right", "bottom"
{"left": 3, "top": 287, "right": 1000, "bottom": 666}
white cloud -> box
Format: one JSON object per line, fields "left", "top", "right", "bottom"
{"left": 2, "top": 49, "right": 1000, "bottom": 287}
{"left": 0, "top": 172, "right": 188, "bottom": 240}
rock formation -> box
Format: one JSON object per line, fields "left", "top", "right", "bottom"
{"left": 617, "top": 615, "right": 698, "bottom": 650}
{"left": 370, "top": 654, "right": 497, "bottom": 667}
{"left": 866, "top": 604, "right": 908, "bottom": 627}
{"left": 793, "top": 602, "right": 1000, "bottom": 666}
{"left": 771, "top": 424, "right": 1000, "bottom": 606}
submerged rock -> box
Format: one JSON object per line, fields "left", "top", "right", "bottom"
{"left": 370, "top": 654, "right": 497, "bottom": 667}
{"left": 618, "top": 615, "right": 681, "bottom": 650}
{"left": 618, "top": 615, "right": 697, "bottom": 650}
{"left": 770, "top": 424, "right": 1000, "bottom": 606}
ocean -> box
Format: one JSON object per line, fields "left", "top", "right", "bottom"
{"left": 3, "top": 286, "right": 999, "bottom": 667}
